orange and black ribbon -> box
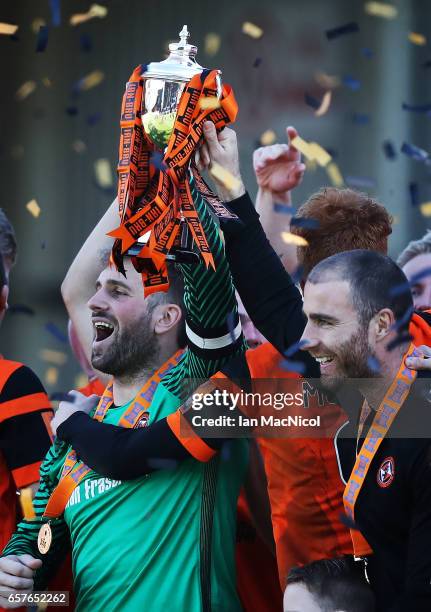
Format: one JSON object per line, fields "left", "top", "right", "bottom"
{"left": 109, "top": 66, "right": 238, "bottom": 295}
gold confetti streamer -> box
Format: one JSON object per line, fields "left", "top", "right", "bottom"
{"left": 199, "top": 97, "right": 221, "bottom": 110}
{"left": 16, "top": 81, "right": 37, "bottom": 101}
{"left": 308, "top": 143, "right": 332, "bottom": 167}
{"left": 40, "top": 349, "right": 68, "bottom": 366}
{"left": 242, "top": 22, "right": 263, "bottom": 39}
{"left": 19, "top": 488, "right": 36, "bottom": 520}
{"left": 210, "top": 162, "right": 241, "bottom": 191}
{"left": 204, "top": 32, "right": 221, "bottom": 56}
{"left": 26, "top": 199, "right": 41, "bottom": 218}
{"left": 314, "top": 71, "right": 340, "bottom": 89}
{"left": 260, "top": 130, "right": 277, "bottom": 146}
{"left": 408, "top": 32, "right": 426, "bottom": 46}
{"left": 315, "top": 91, "right": 332, "bottom": 117}
{"left": 94, "top": 159, "right": 113, "bottom": 188}
{"left": 326, "top": 162, "right": 344, "bottom": 187}
{"left": 72, "top": 140, "right": 87, "bottom": 154}
{"left": 31, "top": 18, "right": 46, "bottom": 34}
{"left": 364, "top": 2, "right": 398, "bottom": 19}
{"left": 0, "top": 23, "right": 18, "bottom": 36}
{"left": 79, "top": 70, "right": 105, "bottom": 91}
{"left": 420, "top": 202, "right": 431, "bottom": 216}
{"left": 290, "top": 136, "right": 314, "bottom": 160}
{"left": 42, "top": 77, "right": 52, "bottom": 88}
{"left": 70, "top": 3, "right": 108, "bottom": 26}
{"left": 281, "top": 232, "right": 308, "bottom": 247}
{"left": 45, "top": 367, "right": 59, "bottom": 386}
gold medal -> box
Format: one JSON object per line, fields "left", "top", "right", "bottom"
{"left": 37, "top": 522, "right": 52, "bottom": 555}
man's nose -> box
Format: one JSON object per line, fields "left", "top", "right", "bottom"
{"left": 87, "top": 289, "right": 108, "bottom": 313}
{"left": 299, "top": 323, "right": 319, "bottom": 351}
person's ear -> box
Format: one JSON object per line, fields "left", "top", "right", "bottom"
{"left": 371, "top": 308, "right": 394, "bottom": 342}
{"left": 0, "top": 285, "right": 9, "bottom": 315}
{"left": 153, "top": 303, "right": 182, "bottom": 336}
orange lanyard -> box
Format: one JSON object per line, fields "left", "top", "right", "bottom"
{"left": 43, "top": 349, "right": 184, "bottom": 519}
{"left": 343, "top": 344, "right": 417, "bottom": 557}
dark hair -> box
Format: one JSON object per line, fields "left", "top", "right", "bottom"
{"left": 0, "top": 254, "right": 6, "bottom": 289}
{"left": 308, "top": 250, "right": 413, "bottom": 332}
{"left": 291, "top": 188, "right": 392, "bottom": 278}
{"left": 0, "top": 209, "right": 17, "bottom": 266}
{"left": 146, "top": 262, "right": 186, "bottom": 348}
{"left": 286, "top": 558, "right": 375, "bottom": 612}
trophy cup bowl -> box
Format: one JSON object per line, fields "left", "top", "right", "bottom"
{"left": 141, "top": 25, "right": 221, "bottom": 150}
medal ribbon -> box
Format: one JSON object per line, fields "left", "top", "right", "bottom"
{"left": 108, "top": 66, "right": 238, "bottom": 295}
{"left": 343, "top": 344, "right": 417, "bottom": 557}
{"left": 42, "top": 350, "right": 184, "bottom": 520}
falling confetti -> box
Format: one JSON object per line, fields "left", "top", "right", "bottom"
{"left": 280, "top": 359, "right": 306, "bottom": 374}
{"left": 281, "top": 232, "right": 308, "bottom": 246}
{"left": 31, "top": 18, "right": 46, "bottom": 34}
{"left": 325, "top": 22, "right": 359, "bottom": 40}
{"left": 352, "top": 113, "right": 370, "bottom": 124}
{"left": 42, "top": 77, "right": 52, "bottom": 87}
{"left": 49, "top": 0, "right": 61, "bottom": 27}
{"left": 94, "top": 159, "right": 113, "bottom": 188}
{"left": 72, "top": 139, "right": 87, "bottom": 153}
{"left": 420, "top": 202, "right": 431, "bottom": 216}
{"left": 387, "top": 333, "right": 412, "bottom": 352}
{"left": 45, "top": 322, "right": 68, "bottom": 344}
{"left": 284, "top": 340, "right": 309, "bottom": 358}
{"left": 253, "top": 57, "right": 262, "bottom": 68}
{"left": 87, "top": 111, "right": 102, "bottom": 125}
{"left": 308, "top": 143, "right": 332, "bottom": 167}
{"left": 70, "top": 4, "right": 108, "bottom": 26}
{"left": 402, "top": 102, "right": 431, "bottom": 113}
{"left": 204, "top": 32, "right": 221, "bottom": 56}
{"left": 210, "top": 162, "right": 241, "bottom": 191}
{"left": 361, "top": 47, "right": 374, "bottom": 58}
{"left": 45, "top": 366, "right": 59, "bottom": 386}
{"left": 26, "top": 199, "right": 41, "bottom": 218}
{"left": 290, "top": 217, "right": 320, "bottom": 230}
{"left": 199, "top": 97, "right": 221, "bottom": 110}
{"left": 16, "top": 81, "right": 37, "bottom": 101}
{"left": 401, "top": 142, "right": 429, "bottom": 162}
{"left": 8, "top": 304, "right": 35, "bottom": 316}
{"left": 35, "top": 25, "right": 49, "bottom": 52}
{"left": 314, "top": 71, "right": 340, "bottom": 89}
{"left": 345, "top": 176, "right": 376, "bottom": 189}
{"left": 19, "top": 488, "right": 36, "bottom": 520}
{"left": 273, "top": 203, "right": 296, "bottom": 215}
{"left": 408, "top": 32, "right": 426, "bottom": 46}
{"left": 304, "top": 93, "right": 320, "bottom": 110}
{"left": 409, "top": 182, "right": 419, "bottom": 207}
{"left": 290, "top": 136, "right": 314, "bottom": 160}
{"left": 364, "top": 2, "right": 398, "bottom": 19}
{"left": 242, "top": 22, "right": 263, "bottom": 39}
{"left": 75, "top": 70, "right": 105, "bottom": 92}
{"left": 0, "top": 23, "right": 18, "bottom": 36}
{"left": 80, "top": 33, "right": 93, "bottom": 52}
{"left": 260, "top": 130, "right": 277, "bottom": 146}
{"left": 315, "top": 91, "right": 332, "bottom": 117}
{"left": 326, "top": 162, "right": 344, "bottom": 187}
{"left": 40, "top": 348, "right": 68, "bottom": 366}
{"left": 342, "top": 75, "right": 361, "bottom": 91}
{"left": 383, "top": 140, "right": 397, "bottom": 159}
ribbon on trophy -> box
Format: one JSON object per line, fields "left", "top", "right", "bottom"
{"left": 108, "top": 65, "right": 239, "bottom": 295}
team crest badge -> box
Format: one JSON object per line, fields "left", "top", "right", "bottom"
{"left": 377, "top": 456, "right": 395, "bottom": 488}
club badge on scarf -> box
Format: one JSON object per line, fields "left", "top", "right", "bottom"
{"left": 108, "top": 65, "right": 238, "bottom": 295}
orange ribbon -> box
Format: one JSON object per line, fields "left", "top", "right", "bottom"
{"left": 109, "top": 66, "right": 238, "bottom": 295}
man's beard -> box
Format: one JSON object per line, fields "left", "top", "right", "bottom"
{"left": 91, "top": 315, "right": 159, "bottom": 381}
{"left": 319, "top": 328, "right": 378, "bottom": 393}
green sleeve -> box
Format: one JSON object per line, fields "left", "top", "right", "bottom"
{"left": 1, "top": 442, "right": 71, "bottom": 590}
{"left": 163, "top": 180, "right": 246, "bottom": 399}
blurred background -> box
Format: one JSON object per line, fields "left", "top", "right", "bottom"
{"left": 0, "top": 0, "right": 430, "bottom": 391}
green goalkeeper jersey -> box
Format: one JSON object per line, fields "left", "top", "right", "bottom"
{"left": 2, "top": 183, "right": 248, "bottom": 612}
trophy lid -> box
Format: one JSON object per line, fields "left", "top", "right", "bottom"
{"left": 143, "top": 25, "right": 204, "bottom": 82}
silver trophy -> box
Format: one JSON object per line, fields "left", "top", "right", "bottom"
{"left": 141, "top": 25, "right": 221, "bottom": 150}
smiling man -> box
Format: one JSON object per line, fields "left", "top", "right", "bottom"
{"left": 299, "top": 249, "right": 431, "bottom": 611}
{"left": 0, "top": 179, "right": 247, "bottom": 611}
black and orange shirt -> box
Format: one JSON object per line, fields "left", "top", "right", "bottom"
{"left": 0, "top": 360, "right": 53, "bottom": 553}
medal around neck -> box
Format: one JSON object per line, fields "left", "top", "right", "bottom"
{"left": 38, "top": 522, "right": 52, "bottom": 554}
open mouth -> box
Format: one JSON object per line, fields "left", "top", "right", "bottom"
{"left": 314, "top": 356, "right": 334, "bottom": 365}
{"left": 93, "top": 320, "right": 115, "bottom": 343}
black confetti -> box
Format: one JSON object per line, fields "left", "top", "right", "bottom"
{"left": 87, "top": 112, "right": 102, "bottom": 126}
{"left": 409, "top": 182, "right": 419, "bottom": 207}
{"left": 352, "top": 113, "right": 370, "bottom": 124}
{"left": 273, "top": 203, "right": 295, "bottom": 215}
{"left": 290, "top": 217, "right": 320, "bottom": 229}
{"left": 325, "top": 22, "right": 359, "bottom": 40}
{"left": 45, "top": 322, "right": 67, "bottom": 343}
{"left": 49, "top": 0, "right": 61, "bottom": 27}
{"left": 280, "top": 359, "right": 306, "bottom": 374}
{"left": 66, "top": 106, "right": 79, "bottom": 116}
{"left": 80, "top": 33, "right": 93, "bottom": 53}
{"left": 402, "top": 102, "right": 431, "bottom": 113}
{"left": 411, "top": 266, "right": 431, "bottom": 285}
{"left": 383, "top": 140, "right": 397, "bottom": 160}
{"left": 401, "top": 142, "right": 429, "bottom": 162}
{"left": 387, "top": 333, "right": 413, "bottom": 352}
{"left": 304, "top": 93, "right": 320, "bottom": 110}
{"left": 253, "top": 57, "right": 262, "bottom": 68}
{"left": 284, "top": 340, "right": 308, "bottom": 358}
{"left": 8, "top": 304, "right": 35, "bottom": 316}
{"left": 392, "top": 305, "right": 414, "bottom": 332}
{"left": 389, "top": 281, "right": 411, "bottom": 298}
{"left": 36, "top": 25, "right": 49, "bottom": 52}
{"left": 343, "top": 75, "right": 361, "bottom": 90}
